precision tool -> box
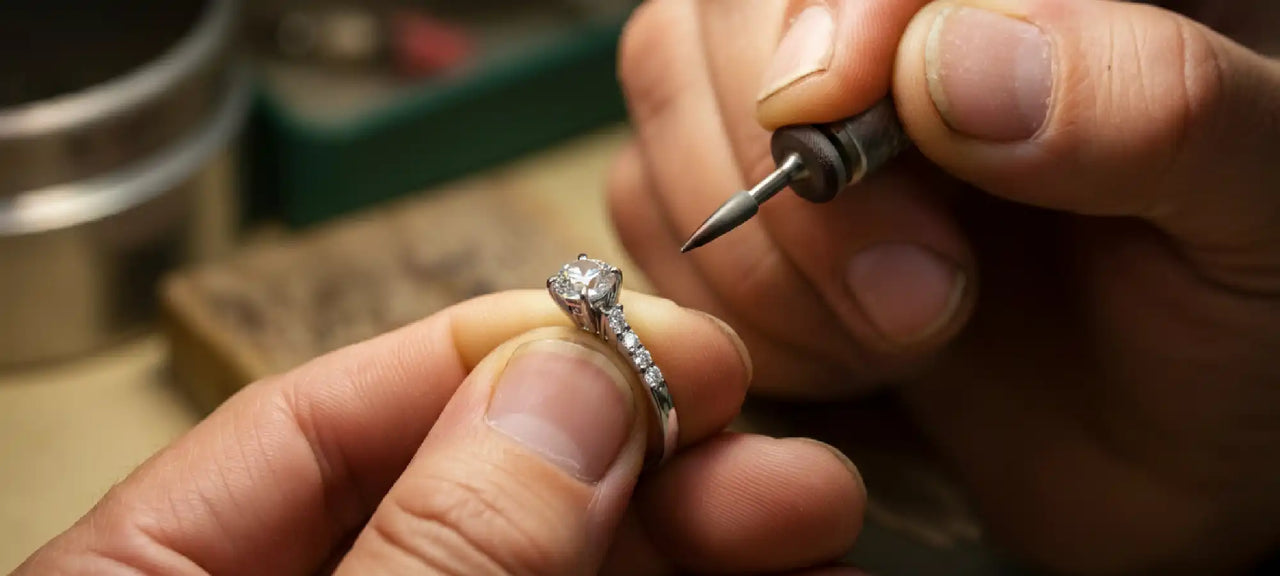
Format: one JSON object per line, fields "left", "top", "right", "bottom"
{"left": 680, "top": 97, "right": 912, "bottom": 252}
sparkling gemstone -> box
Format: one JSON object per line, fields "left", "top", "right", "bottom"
{"left": 549, "top": 275, "right": 573, "bottom": 299}
{"left": 557, "top": 259, "right": 618, "bottom": 303}
{"left": 620, "top": 331, "right": 640, "bottom": 351}
{"left": 632, "top": 347, "right": 652, "bottom": 370}
{"left": 644, "top": 366, "right": 663, "bottom": 387}
{"left": 607, "top": 308, "right": 628, "bottom": 333}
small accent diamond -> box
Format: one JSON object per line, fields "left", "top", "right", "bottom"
{"left": 607, "top": 308, "right": 627, "bottom": 333}
{"left": 620, "top": 331, "right": 640, "bottom": 351}
{"left": 632, "top": 348, "right": 652, "bottom": 370}
{"left": 644, "top": 365, "right": 663, "bottom": 387}
{"left": 549, "top": 275, "right": 573, "bottom": 299}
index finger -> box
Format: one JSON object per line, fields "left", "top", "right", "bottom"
{"left": 15, "top": 289, "right": 751, "bottom": 576}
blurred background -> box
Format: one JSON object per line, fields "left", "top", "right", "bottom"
{"left": 0, "top": 1, "right": 1024, "bottom": 573}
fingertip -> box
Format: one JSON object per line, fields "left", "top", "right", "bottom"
{"left": 845, "top": 243, "right": 970, "bottom": 347}
{"left": 893, "top": 1, "right": 957, "bottom": 157}
{"left": 758, "top": 0, "right": 926, "bottom": 129}
{"left": 635, "top": 433, "right": 867, "bottom": 573}
{"left": 894, "top": 0, "right": 1280, "bottom": 252}
{"left": 785, "top": 437, "right": 867, "bottom": 503}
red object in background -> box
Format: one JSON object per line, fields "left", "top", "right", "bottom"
{"left": 389, "top": 10, "right": 475, "bottom": 77}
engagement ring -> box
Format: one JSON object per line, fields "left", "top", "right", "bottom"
{"left": 547, "top": 254, "right": 677, "bottom": 467}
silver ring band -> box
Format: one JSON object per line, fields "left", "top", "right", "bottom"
{"left": 547, "top": 254, "right": 678, "bottom": 467}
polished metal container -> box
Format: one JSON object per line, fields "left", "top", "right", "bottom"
{"left": 0, "top": 0, "right": 250, "bottom": 366}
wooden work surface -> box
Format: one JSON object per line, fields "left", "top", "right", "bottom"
{"left": 0, "top": 126, "right": 1005, "bottom": 575}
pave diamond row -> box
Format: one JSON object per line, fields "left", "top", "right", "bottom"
{"left": 606, "top": 306, "right": 663, "bottom": 388}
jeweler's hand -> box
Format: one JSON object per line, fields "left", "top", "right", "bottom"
{"left": 14, "top": 291, "right": 866, "bottom": 576}
{"left": 609, "top": 0, "right": 1280, "bottom": 573}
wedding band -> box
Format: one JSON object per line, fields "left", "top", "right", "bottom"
{"left": 547, "top": 254, "right": 678, "bottom": 467}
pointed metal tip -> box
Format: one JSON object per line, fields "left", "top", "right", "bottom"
{"left": 679, "top": 223, "right": 709, "bottom": 253}
{"left": 678, "top": 191, "right": 761, "bottom": 254}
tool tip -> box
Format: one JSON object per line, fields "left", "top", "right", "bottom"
{"left": 678, "top": 191, "right": 760, "bottom": 254}
{"left": 679, "top": 227, "right": 710, "bottom": 253}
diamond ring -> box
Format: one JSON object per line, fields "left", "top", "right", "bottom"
{"left": 547, "top": 254, "right": 678, "bottom": 467}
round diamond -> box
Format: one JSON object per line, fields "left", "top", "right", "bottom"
{"left": 620, "top": 331, "right": 640, "bottom": 351}
{"left": 632, "top": 348, "right": 652, "bottom": 370}
{"left": 557, "top": 259, "right": 618, "bottom": 303}
{"left": 644, "top": 365, "right": 663, "bottom": 387}
{"left": 607, "top": 308, "right": 628, "bottom": 334}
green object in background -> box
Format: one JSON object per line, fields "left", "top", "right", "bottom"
{"left": 245, "top": 12, "right": 630, "bottom": 227}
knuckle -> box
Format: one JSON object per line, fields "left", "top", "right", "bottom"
{"left": 1170, "top": 16, "right": 1226, "bottom": 146}
{"left": 369, "top": 471, "right": 569, "bottom": 575}
{"left": 617, "top": 0, "right": 694, "bottom": 123}
{"left": 1070, "top": 9, "right": 1228, "bottom": 214}
{"left": 1100, "top": 12, "right": 1224, "bottom": 156}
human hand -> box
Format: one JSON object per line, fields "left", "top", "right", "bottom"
{"left": 15, "top": 291, "right": 866, "bottom": 575}
{"left": 609, "top": 0, "right": 1280, "bottom": 573}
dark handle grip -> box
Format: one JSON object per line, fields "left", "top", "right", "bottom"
{"left": 822, "top": 97, "right": 912, "bottom": 185}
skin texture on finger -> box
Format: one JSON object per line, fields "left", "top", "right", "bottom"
{"left": 626, "top": 433, "right": 867, "bottom": 574}
{"left": 617, "top": 0, "right": 865, "bottom": 385}
{"left": 334, "top": 328, "right": 647, "bottom": 575}
{"left": 14, "top": 290, "right": 750, "bottom": 576}
{"left": 893, "top": 0, "right": 1280, "bottom": 291}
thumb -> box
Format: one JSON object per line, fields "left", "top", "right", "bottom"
{"left": 335, "top": 327, "right": 646, "bottom": 575}
{"left": 892, "top": 0, "right": 1280, "bottom": 289}
{"left": 890, "top": 0, "right": 1280, "bottom": 285}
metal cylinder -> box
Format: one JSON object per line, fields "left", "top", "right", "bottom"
{"left": 0, "top": 0, "right": 250, "bottom": 366}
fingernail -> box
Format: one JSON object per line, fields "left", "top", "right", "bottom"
{"left": 486, "top": 340, "right": 634, "bottom": 482}
{"left": 846, "top": 244, "right": 965, "bottom": 344}
{"left": 926, "top": 5, "right": 1052, "bottom": 141}
{"left": 758, "top": 5, "right": 836, "bottom": 102}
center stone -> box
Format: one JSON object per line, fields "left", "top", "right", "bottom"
{"left": 560, "top": 260, "right": 617, "bottom": 303}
